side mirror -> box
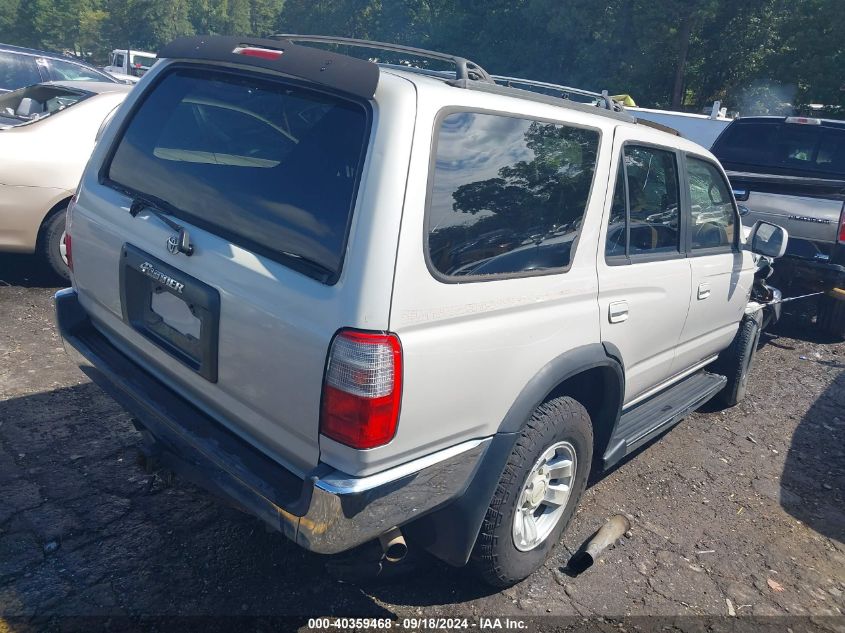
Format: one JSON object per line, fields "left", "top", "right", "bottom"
{"left": 746, "top": 220, "right": 788, "bottom": 258}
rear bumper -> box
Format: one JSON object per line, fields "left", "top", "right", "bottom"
{"left": 55, "top": 288, "right": 488, "bottom": 555}
{"left": 773, "top": 252, "right": 845, "bottom": 293}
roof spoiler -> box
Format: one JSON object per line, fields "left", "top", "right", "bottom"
{"left": 157, "top": 35, "right": 380, "bottom": 100}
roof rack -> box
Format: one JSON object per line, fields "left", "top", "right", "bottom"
{"left": 270, "top": 34, "right": 631, "bottom": 122}
{"left": 272, "top": 34, "right": 493, "bottom": 83}
{"left": 491, "top": 76, "right": 620, "bottom": 112}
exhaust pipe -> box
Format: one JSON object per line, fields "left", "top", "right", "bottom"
{"left": 378, "top": 527, "right": 407, "bottom": 563}
{"left": 567, "top": 514, "right": 630, "bottom": 574}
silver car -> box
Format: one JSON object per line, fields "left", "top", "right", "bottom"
{"left": 56, "top": 35, "right": 787, "bottom": 586}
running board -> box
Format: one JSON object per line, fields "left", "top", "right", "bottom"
{"left": 603, "top": 371, "right": 726, "bottom": 469}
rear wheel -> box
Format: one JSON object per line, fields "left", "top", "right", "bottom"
{"left": 817, "top": 295, "right": 845, "bottom": 341}
{"left": 38, "top": 209, "right": 70, "bottom": 281}
{"left": 714, "top": 316, "right": 761, "bottom": 408}
{"left": 471, "top": 396, "right": 592, "bottom": 587}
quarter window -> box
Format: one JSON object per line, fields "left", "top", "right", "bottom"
{"left": 427, "top": 111, "right": 600, "bottom": 278}
{"left": 686, "top": 157, "right": 736, "bottom": 250}
{"left": 49, "top": 59, "right": 110, "bottom": 82}
{"left": 605, "top": 145, "right": 681, "bottom": 258}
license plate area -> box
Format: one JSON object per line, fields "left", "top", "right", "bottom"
{"left": 120, "top": 244, "right": 220, "bottom": 381}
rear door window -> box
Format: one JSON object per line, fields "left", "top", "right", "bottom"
{"left": 0, "top": 52, "right": 42, "bottom": 91}
{"left": 48, "top": 59, "right": 113, "bottom": 82}
{"left": 426, "top": 111, "right": 600, "bottom": 279}
{"left": 106, "top": 68, "right": 370, "bottom": 283}
{"left": 604, "top": 145, "right": 681, "bottom": 260}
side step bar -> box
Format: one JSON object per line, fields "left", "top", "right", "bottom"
{"left": 603, "top": 371, "right": 727, "bottom": 469}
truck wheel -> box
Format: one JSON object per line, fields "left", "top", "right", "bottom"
{"left": 38, "top": 209, "right": 70, "bottom": 281}
{"left": 471, "top": 396, "right": 592, "bottom": 587}
{"left": 817, "top": 295, "right": 845, "bottom": 341}
{"left": 715, "top": 316, "right": 761, "bottom": 408}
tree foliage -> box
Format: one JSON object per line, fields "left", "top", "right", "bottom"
{"left": 0, "top": 0, "right": 841, "bottom": 114}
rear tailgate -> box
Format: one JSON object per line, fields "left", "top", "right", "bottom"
{"left": 728, "top": 170, "right": 845, "bottom": 245}
{"left": 67, "top": 42, "right": 413, "bottom": 475}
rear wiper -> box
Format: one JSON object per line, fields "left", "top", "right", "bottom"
{"left": 277, "top": 250, "right": 334, "bottom": 284}
{"left": 128, "top": 193, "right": 194, "bottom": 256}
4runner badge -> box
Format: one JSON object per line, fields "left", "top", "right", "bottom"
{"left": 138, "top": 261, "right": 185, "bottom": 294}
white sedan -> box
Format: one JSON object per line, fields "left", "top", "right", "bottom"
{"left": 0, "top": 81, "right": 130, "bottom": 278}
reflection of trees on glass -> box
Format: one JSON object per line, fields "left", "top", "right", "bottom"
{"left": 428, "top": 114, "right": 599, "bottom": 277}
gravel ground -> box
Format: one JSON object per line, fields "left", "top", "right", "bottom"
{"left": 0, "top": 253, "right": 843, "bottom": 629}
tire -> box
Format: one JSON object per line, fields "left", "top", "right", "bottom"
{"left": 817, "top": 295, "right": 845, "bottom": 341}
{"left": 38, "top": 209, "right": 70, "bottom": 281}
{"left": 471, "top": 396, "right": 593, "bottom": 587}
{"left": 714, "top": 316, "right": 761, "bottom": 408}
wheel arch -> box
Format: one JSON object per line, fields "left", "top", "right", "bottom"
{"left": 498, "top": 343, "right": 625, "bottom": 462}
{"left": 406, "top": 343, "right": 625, "bottom": 567}
{"left": 36, "top": 195, "right": 72, "bottom": 247}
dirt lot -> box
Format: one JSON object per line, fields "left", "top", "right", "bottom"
{"left": 0, "top": 253, "right": 843, "bottom": 628}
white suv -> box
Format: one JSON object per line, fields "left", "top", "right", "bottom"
{"left": 56, "top": 35, "right": 787, "bottom": 586}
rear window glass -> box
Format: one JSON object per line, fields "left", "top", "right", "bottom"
{"left": 0, "top": 84, "right": 90, "bottom": 126}
{"left": 106, "top": 68, "right": 370, "bottom": 282}
{"left": 714, "top": 121, "right": 845, "bottom": 178}
{"left": 427, "top": 111, "right": 600, "bottom": 279}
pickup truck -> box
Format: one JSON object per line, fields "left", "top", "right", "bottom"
{"left": 712, "top": 116, "right": 845, "bottom": 338}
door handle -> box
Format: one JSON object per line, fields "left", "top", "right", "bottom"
{"left": 608, "top": 300, "right": 629, "bottom": 323}
{"left": 698, "top": 283, "right": 711, "bottom": 300}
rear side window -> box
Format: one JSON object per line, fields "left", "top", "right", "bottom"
{"left": 426, "top": 111, "right": 600, "bottom": 279}
{"left": 605, "top": 145, "right": 681, "bottom": 259}
{"left": 106, "top": 68, "right": 369, "bottom": 283}
{"left": 48, "top": 59, "right": 111, "bottom": 82}
{"left": 0, "top": 52, "right": 42, "bottom": 91}
{"left": 714, "top": 121, "right": 845, "bottom": 178}
{"left": 686, "top": 157, "right": 735, "bottom": 250}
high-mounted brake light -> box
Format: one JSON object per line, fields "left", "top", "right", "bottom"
{"left": 785, "top": 116, "right": 822, "bottom": 125}
{"left": 232, "top": 45, "right": 284, "bottom": 60}
{"left": 320, "top": 330, "right": 402, "bottom": 449}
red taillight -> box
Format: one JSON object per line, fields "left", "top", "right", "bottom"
{"left": 320, "top": 330, "right": 402, "bottom": 449}
{"left": 839, "top": 206, "right": 845, "bottom": 243}
{"left": 65, "top": 195, "right": 76, "bottom": 272}
{"left": 232, "top": 45, "right": 284, "bottom": 60}
{"left": 65, "top": 233, "right": 73, "bottom": 272}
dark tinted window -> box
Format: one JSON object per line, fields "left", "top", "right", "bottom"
{"left": 686, "top": 157, "right": 735, "bottom": 250}
{"left": 0, "top": 52, "right": 42, "bottom": 91}
{"left": 107, "top": 68, "right": 369, "bottom": 282}
{"left": 714, "top": 121, "right": 845, "bottom": 177}
{"left": 427, "top": 112, "right": 599, "bottom": 278}
{"left": 605, "top": 145, "right": 681, "bottom": 258}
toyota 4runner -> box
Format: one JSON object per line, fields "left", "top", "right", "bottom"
{"left": 56, "top": 35, "right": 788, "bottom": 586}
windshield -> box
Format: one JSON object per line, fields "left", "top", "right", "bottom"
{"left": 106, "top": 67, "right": 370, "bottom": 282}
{"left": 0, "top": 84, "right": 90, "bottom": 126}
{"left": 713, "top": 121, "right": 845, "bottom": 179}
